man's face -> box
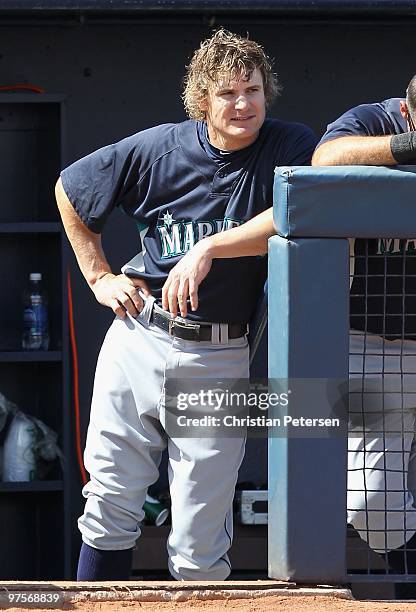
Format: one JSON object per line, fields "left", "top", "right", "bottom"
{"left": 202, "top": 67, "right": 266, "bottom": 151}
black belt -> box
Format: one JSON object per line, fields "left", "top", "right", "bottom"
{"left": 150, "top": 308, "right": 247, "bottom": 342}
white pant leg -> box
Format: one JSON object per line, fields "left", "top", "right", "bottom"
{"left": 167, "top": 435, "right": 246, "bottom": 580}
{"left": 407, "top": 436, "right": 416, "bottom": 502}
{"left": 348, "top": 332, "right": 416, "bottom": 552}
{"left": 79, "top": 304, "right": 250, "bottom": 578}
{"left": 165, "top": 334, "right": 249, "bottom": 580}
{"left": 78, "top": 308, "right": 171, "bottom": 551}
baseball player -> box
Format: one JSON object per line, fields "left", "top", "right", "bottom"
{"left": 312, "top": 77, "right": 416, "bottom": 588}
{"left": 55, "top": 28, "right": 317, "bottom": 581}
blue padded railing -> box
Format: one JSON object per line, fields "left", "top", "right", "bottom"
{"left": 274, "top": 165, "right": 416, "bottom": 238}
{"left": 269, "top": 165, "right": 416, "bottom": 585}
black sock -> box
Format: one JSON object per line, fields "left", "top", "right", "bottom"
{"left": 77, "top": 542, "right": 134, "bottom": 581}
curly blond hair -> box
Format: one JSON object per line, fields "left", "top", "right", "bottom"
{"left": 183, "top": 28, "right": 281, "bottom": 120}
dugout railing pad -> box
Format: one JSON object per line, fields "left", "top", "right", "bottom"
{"left": 269, "top": 165, "right": 416, "bottom": 584}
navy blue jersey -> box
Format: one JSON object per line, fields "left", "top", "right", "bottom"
{"left": 318, "top": 98, "right": 416, "bottom": 339}
{"left": 61, "top": 118, "right": 317, "bottom": 324}
{"left": 319, "top": 98, "right": 406, "bottom": 145}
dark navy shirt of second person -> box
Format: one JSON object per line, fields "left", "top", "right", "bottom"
{"left": 319, "top": 98, "right": 416, "bottom": 339}
{"left": 60, "top": 118, "right": 317, "bottom": 324}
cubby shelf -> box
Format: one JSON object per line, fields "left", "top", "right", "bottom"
{"left": 0, "top": 481, "right": 64, "bottom": 493}
{"left": 0, "top": 351, "right": 62, "bottom": 362}
{"left": 0, "top": 95, "right": 70, "bottom": 581}
{"left": 0, "top": 223, "right": 61, "bottom": 234}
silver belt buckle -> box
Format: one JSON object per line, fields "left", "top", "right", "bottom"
{"left": 168, "top": 318, "right": 200, "bottom": 338}
{"left": 168, "top": 319, "right": 175, "bottom": 336}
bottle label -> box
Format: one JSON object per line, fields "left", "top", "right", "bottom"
{"left": 24, "top": 304, "right": 48, "bottom": 335}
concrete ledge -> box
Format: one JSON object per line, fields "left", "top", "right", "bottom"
{"left": 0, "top": 581, "right": 354, "bottom": 603}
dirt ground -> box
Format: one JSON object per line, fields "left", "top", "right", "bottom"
{"left": 5, "top": 596, "right": 416, "bottom": 612}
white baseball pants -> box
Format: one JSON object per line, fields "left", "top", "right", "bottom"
{"left": 78, "top": 296, "right": 249, "bottom": 580}
{"left": 348, "top": 331, "right": 416, "bottom": 552}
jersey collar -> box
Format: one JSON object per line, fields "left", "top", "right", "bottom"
{"left": 178, "top": 119, "right": 269, "bottom": 180}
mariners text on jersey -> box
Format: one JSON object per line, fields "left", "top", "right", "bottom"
{"left": 157, "top": 214, "right": 242, "bottom": 259}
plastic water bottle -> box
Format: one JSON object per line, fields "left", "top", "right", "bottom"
{"left": 22, "top": 272, "right": 49, "bottom": 350}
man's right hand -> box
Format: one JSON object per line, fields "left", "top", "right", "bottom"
{"left": 92, "top": 273, "right": 151, "bottom": 318}
{"left": 55, "top": 178, "right": 151, "bottom": 318}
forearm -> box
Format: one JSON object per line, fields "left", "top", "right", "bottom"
{"left": 55, "top": 177, "right": 113, "bottom": 289}
{"left": 205, "top": 207, "right": 275, "bottom": 259}
{"left": 162, "top": 206, "right": 275, "bottom": 316}
{"left": 312, "top": 136, "right": 396, "bottom": 166}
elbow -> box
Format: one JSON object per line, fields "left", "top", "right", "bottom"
{"left": 311, "top": 149, "right": 322, "bottom": 166}
{"left": 311, "top": 147, "right": 336, "bottom": 167}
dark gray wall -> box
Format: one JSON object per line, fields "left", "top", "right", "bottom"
{"left": 2, "top": 15, "right": 414, "bottom": 572}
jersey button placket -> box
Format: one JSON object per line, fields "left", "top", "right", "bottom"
{"left": 211, "top": 165, "right": 231, "bottom": 195}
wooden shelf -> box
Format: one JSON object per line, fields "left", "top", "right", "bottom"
{"left": 0, "top": 351, "right": 62, "bottom": 362}
{"left": 0, "top": 222, "right": 61, "bottom": 234}
{"left": 0, "top": 480, "right": 64, "bottom": 492}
